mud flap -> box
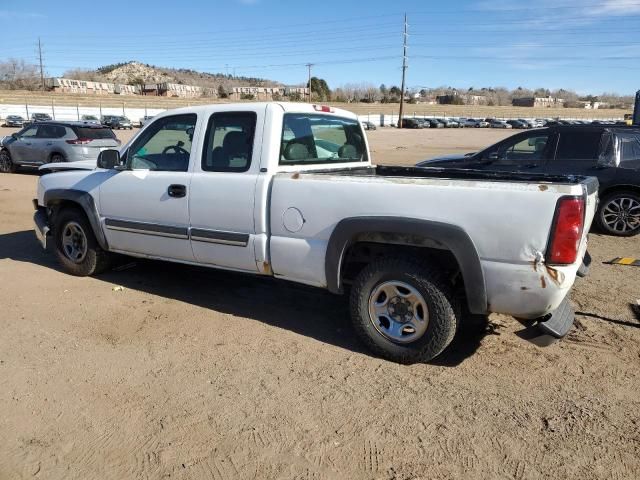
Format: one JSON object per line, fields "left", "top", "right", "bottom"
{"left": 536, "top": 297, "right": 575, "bottom": 338}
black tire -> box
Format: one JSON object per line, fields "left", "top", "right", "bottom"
{"left": 49, "top": 152, "right": 65, "bottom": 163}
{"left": 595, "top": 190, "right": 640, "bottom": 237}
{"left": 0, "top": 149, "right": 16, "bottom": 173}
{"left": 350, "top": 256, "right": 459, "bottom": 364}
{"left": 53, "top": 207, "right": 111, "bottom": 276}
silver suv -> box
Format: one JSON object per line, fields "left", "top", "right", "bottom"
{"left": 0, "top": 122, "right": 119, "bottom": 173}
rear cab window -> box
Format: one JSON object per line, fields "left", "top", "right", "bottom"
{"left": 280, "top": 113, "right": 367, "bottom": 166}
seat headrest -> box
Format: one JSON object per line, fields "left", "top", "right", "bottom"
{"left": 284, "top": 142, "right": 310, "bottom": 161}
{"left": 223, "top": 131, "right": 249, "bottom": 154}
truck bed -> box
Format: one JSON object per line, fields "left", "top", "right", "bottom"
{"left": 305, "top": 164, "right": 596, "bottom": 189}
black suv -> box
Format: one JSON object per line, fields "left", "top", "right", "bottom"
{"left": 417, "top": 125, "right": 640, "bottom": 236}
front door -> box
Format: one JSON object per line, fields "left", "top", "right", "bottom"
{"left": 99, "top": 113, "right": 198, "bottom": 261}
{"left": 480, "top": 131, "right": 554, "bottom": 173}
{"left": 11, "top": 125, "right": 42, "bottom": 163}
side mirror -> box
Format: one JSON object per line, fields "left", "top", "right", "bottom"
{"left": 488, "top": 152, "right": 499, "bottom": 160}
{"left": 97, "top": 149, "right": 122, "bottom": 169}
{"left": 11, "top": 133, "right": 18, "bottom": 139}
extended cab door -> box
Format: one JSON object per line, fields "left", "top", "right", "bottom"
{"left": 188, "top": 108, "right": 264, "bottom": 272}
{"left": 99, "top": 113, "right": 198, "bottom": 261}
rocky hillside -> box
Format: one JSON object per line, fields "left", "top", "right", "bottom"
{"left": 64, "top": 61, "right": 281, "bottom": 89}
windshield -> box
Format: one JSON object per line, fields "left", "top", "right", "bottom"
{"left": 280, "top": 113, "right": 367, "bottom": 166}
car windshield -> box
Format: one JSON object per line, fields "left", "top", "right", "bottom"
{"left": 280, "top": 113, "right": 366, "bottom": 166}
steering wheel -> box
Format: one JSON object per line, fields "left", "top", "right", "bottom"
{"left": 162, "top": 145, "right": 189, "bottom": 155}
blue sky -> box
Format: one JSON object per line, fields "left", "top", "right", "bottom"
{"left": 2, "top": 0, "right": 640, "bottom": 95}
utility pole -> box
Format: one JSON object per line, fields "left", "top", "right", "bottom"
{"left": 398, "top": 13, "right": 408, "bottom": 129}
{"left": 37, "top": 37, "right": 45, "bottom": 91}
{"left": 306, "top": 63, "right": 313, "bottom": 103}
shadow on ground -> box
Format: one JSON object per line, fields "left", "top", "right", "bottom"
{"left": 1, "top": 229, "right": 495, "bottom": 366}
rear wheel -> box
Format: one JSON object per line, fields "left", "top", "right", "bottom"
{"left": 53, "top": 208, "right": 111, "bottom": 276}
{"left": 0, "top": 149, "right": 16, "bottom": 173}
{"left": 596, "top": 191, "right": 640, "bottom": 236}
{"left": 49, "top": 152, "right": 65, "bottom": 163}
{"left": 350, "top": 256, "right": 459, "bottom": 364}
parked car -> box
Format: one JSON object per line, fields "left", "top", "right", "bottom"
{"left": 399, "top": 118, "right": 424, "bottom": 129}
{"left": 111, "top": 116, "right": 133, "bottom": 130}
{"left": 0, "top": 121, "right": 119, "bottom": 172}
{"left": 101, "top": 115, "right": 116, "bottom": 127}
{"left": 81, "top": 115, "right": 100, "bottom": 124}
{"left": 517, "top": 119, "right": 535, "bottom": 128}
{"left": 362, "top": 121, "right": 377, "bottom": 131}
{"left": 140, "top": 115, "right": 155, "bottom": 127}
{"left": 425, "top": 118, "right": 444, "bottom": 128}
{"left": 31, "top": 113, "right": 53, "bottom": 123}
{"left": 3, "top": 115, "right": 25, "bottom": 127}
{"left": 437, "top": 118, "right": 460, "bottom": 128}
{"left": 489, "top": 120, "right": 512, "bottom": 129}
{"left": 417, "top": 124, "right": 640, "bottom": 236}
{"left": 506, "top": 120, "right": 528, "bottom": 129}
{"left": 33, "top": 102, "right": 597, "bottom": 363}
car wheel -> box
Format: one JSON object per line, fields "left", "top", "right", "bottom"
{"left": 49, "top": 153, "right": 65, "bottom": 163}
{"left": 0, "top": 149, "right": 17, "bottom": 173}
{"left": 596, "top": 191, "right": 640, "bottom": 236}
{"left": 53, "top": 207, "right": 112, "bottom": 276}
{"left": 350, "top": 256, "right": 459, "bottom": 364}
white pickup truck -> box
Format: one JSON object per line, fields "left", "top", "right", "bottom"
{"left": 33, "top": 102, "right": 598, "bottom": 363}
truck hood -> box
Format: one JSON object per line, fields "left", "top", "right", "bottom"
{"left": 416, "top": 152, "right": 476, "bottom": 167}
{"left": 39, "top": 159, "right": 96, "bottom": 173}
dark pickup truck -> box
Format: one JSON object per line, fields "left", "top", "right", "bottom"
{"left": 418, "top": 125, "right": 640, "bottom": 236}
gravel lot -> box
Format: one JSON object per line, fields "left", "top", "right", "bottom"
{"left": 1, "top": 126, "right": 639, "bottom": 479}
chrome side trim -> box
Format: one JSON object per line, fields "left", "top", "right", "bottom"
{"left": 104, "top": 218, "right": 189, "bottom": 239}
{"left": 190, "top": 228, "right": 249, "bottom": 247}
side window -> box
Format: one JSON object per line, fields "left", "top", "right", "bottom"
{"left": 126, "top": 114, "right": 196, "bottom": 172}
{"left": 19, "top": 126, "right": 39, "bottom": 138}
{"left": 498, "top": 134, "right": 550, "bottom": 165}
{"left": 555, "top": 131, "right": 602, "bottom": 160}
{"left": 37, "top": 125, "right": 66, "bottom": 139}
{"left": 618, "top": 132, "right": 640, "bottom": 167}
{"left": 201, "top": 112, "right": 256, "bottom": 172}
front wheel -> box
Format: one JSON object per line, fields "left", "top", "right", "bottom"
{"left": 350, "top": 257, "right": 459, "bottom": 364}
{"left": 0, "top": 149, "right": 16, "bottom": 173}
{"left": 53, "top": 208, "right": 112, "bottom": 276}
{"left": 596, "top": 191, "right": 640, "bottom": 236}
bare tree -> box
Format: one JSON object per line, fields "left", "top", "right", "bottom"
{"left": 0, "top": 58, "right": 40, "bottom": 90}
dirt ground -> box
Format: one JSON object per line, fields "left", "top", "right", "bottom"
{"left": 1, "top": 127, "right": 639, "bottom": 480}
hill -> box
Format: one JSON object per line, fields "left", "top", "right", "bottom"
{"left": 63, "top": 61, "right": 283, "bottom": 89}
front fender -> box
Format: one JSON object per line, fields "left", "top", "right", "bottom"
{"left": 43, "top": 189, "right": 108, "bottom": 250}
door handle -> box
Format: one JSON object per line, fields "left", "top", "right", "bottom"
{"left": 168, "top": 184, "right": 186, "bottom": 198}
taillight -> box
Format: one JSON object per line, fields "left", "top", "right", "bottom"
{"left": 547, "top": 197, "right": 585, "bottom": 265}
{"left": 66, "top": 138, "right": 92, "bottom": 145}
